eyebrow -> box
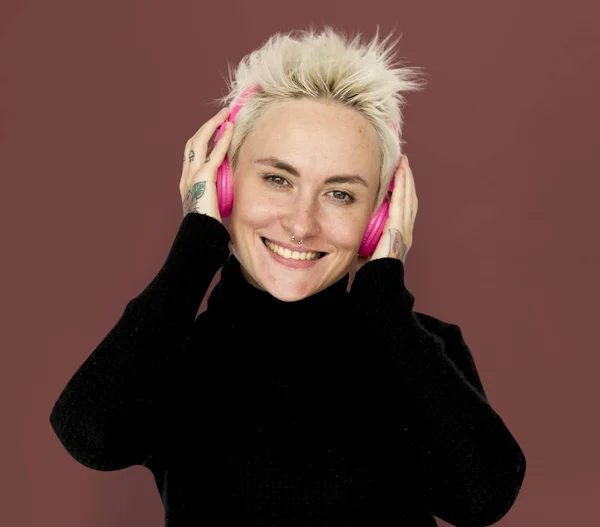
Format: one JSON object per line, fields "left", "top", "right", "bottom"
{"left": 253, "top": 156, "right": 370, "bottom": 188}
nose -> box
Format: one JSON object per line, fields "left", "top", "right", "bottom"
{"left": 281, "top": 195, "right": 321, "bottom": 242}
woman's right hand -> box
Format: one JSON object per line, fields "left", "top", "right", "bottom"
{"left": 180, "top": 106, "right": 235, "bottom": 223}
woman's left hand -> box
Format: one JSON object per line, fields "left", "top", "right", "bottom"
{"left": 357, "top": 155, "right": 418, "bottom": 271}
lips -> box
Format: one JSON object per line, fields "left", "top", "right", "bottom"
{"left": 261, "top": 237, "right": 326, "bottom": 259}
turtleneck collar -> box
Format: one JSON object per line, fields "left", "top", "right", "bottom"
{"left": 206, "top": 254, "right": 350, "bottom": 318}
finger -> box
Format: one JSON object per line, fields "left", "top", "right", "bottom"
{"left": 184, "top": 107, "right": 231, "bottom": 167}
{"left": 404, "top": 159, "right": 417, "bottom": 222}
{"left": 183, "top": 107, "right": 227, "bottom": 152}
{"left": 183, "top": 137, "right": 192, "bottom": 169}
{"left": 193, "top": 107, "right": 229, "bottom": 137}
{"left": 202, "top": 121, "right": 234, "bottom": 170}
{"left": 182, "top": 122, "right": 233, "bottom": 205}
{"left": 410, "top": 163, "right": 418, "bottom": 215}
{"left": 193, "top": 107, "right": 231, "bottom": 144}
{"left": 390, "top": 163, "right": 406, "bottom": 219}
{"left": 181, "top": 137, "right": 192, "bottom": 176}
{"left": 403, "top": 162, "right": 412, "bottom": 229}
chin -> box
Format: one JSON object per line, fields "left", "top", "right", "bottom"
{"left": 236, "top": 234, "right": 354, "bottom": 302}
{"left": 253, "top": 267, "right": 322, "bottom": 302}
{"left": 255, "top": 262, "right": 349, "bottom": 303}
{"left": 262, "top": 283, "right": 316, "bottom": 303}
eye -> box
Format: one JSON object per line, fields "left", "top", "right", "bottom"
{"left": 328, "top": 190, "right": 355, "bottom": 204}
{"left": 264, "top": 175, "right": 290, "bottom": 187}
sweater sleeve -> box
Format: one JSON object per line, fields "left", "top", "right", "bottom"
{"left": 49, "top": 212, "right": 230, "bottom": 471}
{"left": 348, "top": 257, "right": 526, "bottom": 527}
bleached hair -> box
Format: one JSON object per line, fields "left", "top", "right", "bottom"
{"left": 213, "top": 25, "right": 428, "bottom": 211}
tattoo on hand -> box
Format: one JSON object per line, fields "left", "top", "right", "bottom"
{"left": 182, "top": 181, "right": 206, "bottom": 216}
{"left": 388, "top": 228, "right": 408, "bottom": 263}
{"left": 188, "top": 149, "right": 195, "bottom": 163}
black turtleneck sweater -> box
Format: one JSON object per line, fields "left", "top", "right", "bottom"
{"left": 49, "top": 212, "right": 526, "bottom": 527}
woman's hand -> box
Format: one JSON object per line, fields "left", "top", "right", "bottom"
{"left": 180, "top": 106, "right": 235, "bottom": 223}
{"left": 357, "top": 155, "right": 418, "bottom": 270}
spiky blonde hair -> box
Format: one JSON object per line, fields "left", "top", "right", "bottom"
{"left": 214, "top": 25, "right": 428, "bottom": 211}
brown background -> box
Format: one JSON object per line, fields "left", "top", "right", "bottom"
{"left": 2, "top": 0, "right": 598, "bottom": 525}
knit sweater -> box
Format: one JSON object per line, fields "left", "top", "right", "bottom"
{"left": 49, "top": 212, "right": 526, "bottom": 527}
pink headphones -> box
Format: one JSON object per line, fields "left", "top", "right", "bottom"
{"left": 214, "top": 86, "right": 397, "bottom": 258}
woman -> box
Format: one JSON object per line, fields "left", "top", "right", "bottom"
{"left": 50, "top": 27, "right": 526, "bottom": 526}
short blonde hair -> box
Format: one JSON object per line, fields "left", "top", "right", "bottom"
{"left": 213, "top": 25, "right": 428, "bottom": 211}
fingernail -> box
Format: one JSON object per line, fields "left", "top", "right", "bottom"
{"left": 404, "top": 155, "right": 409, "bottom": 167}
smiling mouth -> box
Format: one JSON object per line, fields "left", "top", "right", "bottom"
{"left": 261, "top": 237, "right": 326, "bottom": 261}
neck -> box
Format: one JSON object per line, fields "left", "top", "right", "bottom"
{"left": 207, "top": 254, "right": 350, "bottom": 319}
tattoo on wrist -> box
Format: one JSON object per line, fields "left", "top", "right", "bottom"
{"left": 183, "top": 181, "right": 206, "bottom": 216}
{"left": 388, "top": 228, "right": 408, "bottom": 263}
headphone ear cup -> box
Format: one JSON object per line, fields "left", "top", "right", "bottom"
{"left": 215, "top": 121, "right": 234, "bottom": 218}
{"left": 214, "top": 85, "right": 261, "bottom": 219}
{"left": 358, "top": 173, "right": 396, "bottom": 258}
{"left": 358, "top": 198, "right": 390, "bottom": 258}
{"left": 216, "top": 155, "right": 233, "bottom": 218}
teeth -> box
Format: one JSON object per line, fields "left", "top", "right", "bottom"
{"left": 264, "top": 239, "right": 322, "bottom": 261}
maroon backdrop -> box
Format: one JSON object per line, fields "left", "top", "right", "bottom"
{"left": 2, "top": 0, "right": 598, "bottom": 525}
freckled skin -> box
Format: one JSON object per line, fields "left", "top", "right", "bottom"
{"left": 228, "top": 98, "right": 381, "bottom": 302}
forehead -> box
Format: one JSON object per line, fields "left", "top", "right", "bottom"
{"left": 242, "top": 98, "right": 380, "bottom": 178}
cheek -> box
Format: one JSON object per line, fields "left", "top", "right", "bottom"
{"left": 231, "top": 179, "right": 279, "bottom": 231}
{"left": 325, "top": 213, "right": 370, "bottom": 250}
